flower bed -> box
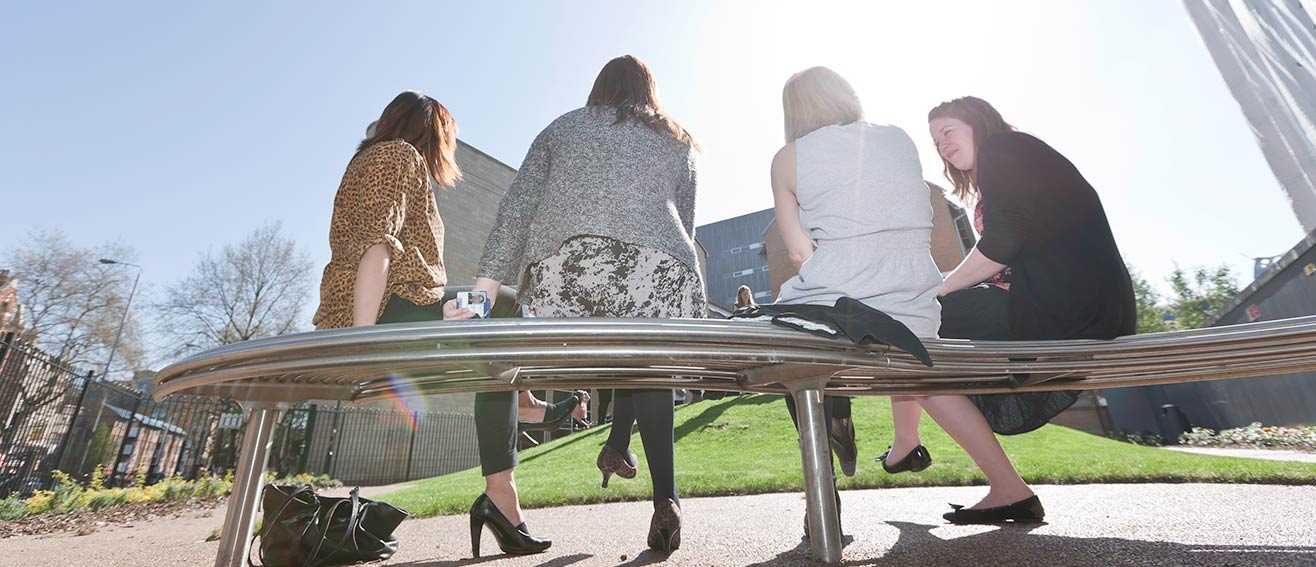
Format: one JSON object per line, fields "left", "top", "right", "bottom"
{"left": 1180, "top": 422, "right": 1316, "bottom": 451}
{"left": 0, "top": 468, "right": 341, "bottom": 527}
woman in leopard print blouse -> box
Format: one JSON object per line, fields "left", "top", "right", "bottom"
{"left": 314, "top": 92, "right": 550, "bottom": 555}
{"left": 313, "top": 91, "right": 460, "bottom": 330}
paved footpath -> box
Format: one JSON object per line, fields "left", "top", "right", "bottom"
{"left": 1163, "top": 446, "right": 1316, "bottom": 463}
{"left": 3, "top": 484, "right": 1315, "bottom": 566}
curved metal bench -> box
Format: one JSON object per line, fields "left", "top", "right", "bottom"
{"left": 153, "top": 315, "right": 1316, "bottom": 565}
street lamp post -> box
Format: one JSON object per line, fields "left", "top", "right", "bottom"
{"left": 99, "top": 259, "right": 142, "bottom": 381}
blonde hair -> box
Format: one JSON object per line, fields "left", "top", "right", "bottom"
{"left": 782, "top": 66, "right": 864, "bottom": 143}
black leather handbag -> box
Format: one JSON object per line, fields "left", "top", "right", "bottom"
{"left": 249, "top": 484, "right": 409, "bottom": 567}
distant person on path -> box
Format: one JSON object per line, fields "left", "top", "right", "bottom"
{"left": 734, "top": 284, "right": 756, "bottom": 310}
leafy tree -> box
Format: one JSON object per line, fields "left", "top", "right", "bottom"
{"left": 1129, "top": 266, "right": 1170, "bottom": 334}
{"left": 1166, "top": 265, "right": 1241, "bottom": 330}
{"left": 1128, "top": 262, "right": 1241, "bottom": 333}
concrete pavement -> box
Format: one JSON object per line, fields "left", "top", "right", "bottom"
{"left": 3, "top": 484, "right": 1315, "bottom": 566}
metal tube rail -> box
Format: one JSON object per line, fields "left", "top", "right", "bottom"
{"left": 151, "top": 315, "right": 1316, "bottom": 566}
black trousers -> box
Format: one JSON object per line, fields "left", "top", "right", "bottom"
{"left": 940, "top": 285, "right": 1079, "bottom": 435}
{"left": 377, "top": 296, "right": 517, "bottom": 476}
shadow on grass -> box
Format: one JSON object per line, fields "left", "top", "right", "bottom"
{"left": 518, "top": 394, "right": 781, "bottom": 465}
{"left": 745, "top": 520, "right": 1316, "bottom": 566}
{"left": 518, "top": 427, "right": 607, "bottom": 465}
{"left": 673, "top": 394, "right": 779, "bottom": 444}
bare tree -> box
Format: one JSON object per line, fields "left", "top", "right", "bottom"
{"left": 1, "top": 229, "right": 145, "bottom": 377}
{"left": 156, "top": 222, "right": 313, "bottom": 356}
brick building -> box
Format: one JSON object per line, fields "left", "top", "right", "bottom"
{"left": 0, "top": 270, "right": 24, "bottom": 337}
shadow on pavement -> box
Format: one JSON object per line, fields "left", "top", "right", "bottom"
{"left": 745, "top": 520, "right": 1316, "bottom": 566}
{"left": 390, "top": 552, "right": 592, "bottom": 567}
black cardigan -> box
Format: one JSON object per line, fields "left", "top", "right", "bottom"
{"left": 975, "top": 132, "right": 1136, "bottom": 341}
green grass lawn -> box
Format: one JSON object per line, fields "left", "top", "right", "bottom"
{"left": 377, "top": 394, "right": 1316, "bottom": 517}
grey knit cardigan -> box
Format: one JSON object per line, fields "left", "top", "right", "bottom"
{"left": 476, "top": 107, "right": 700, "bottom": 299}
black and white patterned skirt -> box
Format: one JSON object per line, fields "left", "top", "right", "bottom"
{"left": 523, "top": 235, "right": 706, "bottom": 318}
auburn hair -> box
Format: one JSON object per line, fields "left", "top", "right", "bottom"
{"left": 927, "top": 96, "right": 1015, "bottom": 203}
{"left": 359, "top": 91, "right": 462, "bottom": 188}
{"left": 586, "top": 55, "right": 698, "bottom": 150}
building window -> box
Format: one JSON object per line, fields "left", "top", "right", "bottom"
{"left": 949, "top": 202, "right": 976, "bottom": 255}
{"left": 726, "top": 242, "right": 764, "bottom": 254}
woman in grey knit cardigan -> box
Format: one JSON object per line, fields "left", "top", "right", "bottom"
{"left": 447, "top": 55, "right": 704, "bottom": 553}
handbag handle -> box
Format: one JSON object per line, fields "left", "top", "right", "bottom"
{"left": 299, "top": 487, "right": 363, "bottom": 567}
{"left": 247, "top": 484, "right": 318, "bottom": 567}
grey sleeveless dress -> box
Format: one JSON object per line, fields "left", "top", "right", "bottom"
{"left": 775, "top": 122, "right": 941, "bottom": 339}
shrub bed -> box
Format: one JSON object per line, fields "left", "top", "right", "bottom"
{"left": 1180, "top": 422, "right": 1316, "bottom": 451}
{"left": 0, "top": 469, "right": 342, "bottom": 522}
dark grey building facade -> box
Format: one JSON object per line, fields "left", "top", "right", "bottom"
{"left": 435, "top": 141, "right": 519, "bottom": 283}
{"left": 1103, "top": 229, "right": 1316, "bottom": 437}
{"left": 396, "top": 140, "right": 516, "bottom": 414}
{"left": 695, "top": 209, "right": 777, "bottom": 310}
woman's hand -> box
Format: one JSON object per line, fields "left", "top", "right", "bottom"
{"left": 940, "top": 247, "right": 1008, "bottom": 297}
{"left": 442, "top": 299, "right": 475, "bottom": 320}
{"left": 444, "top": 277, "right": 506, "bottom": 320}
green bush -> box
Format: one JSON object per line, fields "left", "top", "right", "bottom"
{"left": 1108, "top": 430, "right": 1167, "bottom": 447}
{"left": 85, "top": 491, "right": 129, "bottom": 511}
{"left": 0, "top": 496, "right": 28, "bottom": 521}
{"left": 49, "top": 471, "right": 85, "bottom": 515}
{"left": 8, "top": 469, "right": 346, "bottom": 520}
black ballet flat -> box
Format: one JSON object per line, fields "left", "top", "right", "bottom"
{"left": 943, "top": 495, "right": 1045, "bottom": 525}
{"left": 878, "top": 444, "right": 932, "bottom": 474}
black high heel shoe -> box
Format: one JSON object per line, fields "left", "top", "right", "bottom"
{"left": 469, "top": 493, "right": 551, "bottom": 557}
{"left": 943, "top": 495, "right": 1045, "bottom": 524}
{"left": 518, "top": 391, "right": 584, "bottom": 432}
{"left": 878, "top": 444, "right": 932, "bottom": 474}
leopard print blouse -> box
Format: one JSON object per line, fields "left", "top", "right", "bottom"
{"left": 312, "top": 140, "right": 447, "bottom": 329}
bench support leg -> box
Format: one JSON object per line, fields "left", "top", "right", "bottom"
{"left": 214, "top": 403, "right": 284, "bottom": 567}
{"left": 788, "top": 380, "right": 842, "bottom": 563}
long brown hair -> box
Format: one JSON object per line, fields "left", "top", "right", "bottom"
{"left": 586, "top": 55, "right": 698, "bottom": 150}
{"left": 927, "top": 96, "right": 1015, "bottom": 203}
{"left": 359, "top": 91, "right": 462, "bottom": 188}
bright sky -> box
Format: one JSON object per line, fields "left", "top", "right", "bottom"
{"left": 1, "top": 1, "right": 1306, "bottom": 316}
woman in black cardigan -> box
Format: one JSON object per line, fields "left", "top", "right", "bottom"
{"left": 897, "top": 96, "right": 1135, "bottom": 524}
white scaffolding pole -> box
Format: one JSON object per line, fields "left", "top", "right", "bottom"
{"left": 1183, "top": 0, "right": 1316, "bottom": 233}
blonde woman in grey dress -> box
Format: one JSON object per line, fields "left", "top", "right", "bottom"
{"left": 771, "top": 68, "right": 941, "bottom": 520}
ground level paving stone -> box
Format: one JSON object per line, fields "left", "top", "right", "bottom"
{"left": 2, "top": 484, "right": 1314, "bottom": 566}
{"left": 1163, "top": 446, "right": 1316, "bottom": 463}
